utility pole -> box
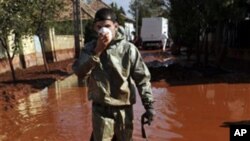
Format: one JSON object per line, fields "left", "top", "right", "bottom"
{"left": 73, "top": 0, "right": 81, "bottom": 59}
{"left": 134, "top": 0, "right": 139, "bottom": 37}
{"left": 136, "top": 8, "right": 139, "bottom": 37}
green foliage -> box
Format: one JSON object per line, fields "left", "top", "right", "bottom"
{"left": 110, "top": 2, "right": 126, "bottom": 26}
{"left": 54, "top": 21, "right": 74, "bottom": 35}
{"left": 128, "top": 0, "right": 169, "bottom": 34}
{"left": 0, "top": 0, "right": 33, "bottom": 81}
{"left": 54, "top": 19, "right": 90, "bottom": 35}
{"left": 24, "top": 0, "right": 66, "bottom": 36}
{"left": 0, "top": 0, "right": 31, "bottom": 53}
{"left": 0, "top": 0, "right": 67, "bottom": 48}
{"left": 119, "top": 7, "right": 126, "bottom": 15}
{"left": 84, "top": 19, "right": 97, "bottom": 44}
{"left": 129, "top": 0, "right": 167, "bottom": 19}
{"left": 0, "top": 0, "right": 67, "bottom": 79}
{"left": 169, "top": 0, "right": 249, "bottom": 46}
{"left": 169, "top": 0, "right": 201, "bottom": 45}
{"left": 25, "top": 0, "right": 66, "bottom": 71}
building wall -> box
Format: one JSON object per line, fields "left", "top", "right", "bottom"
{"left": 0, "top": 34, "right": 76, "bottom": 74}
{"left": 51, "top": 35, "right": 75, "bottom": 62}
{"left": 0, "top": 56, "right": 21, "bottom": 74}
{"left": 0, "top": 34, "right": 23, "bottom": 73}
{"left": 21, "top": 36, "right": 39, "bottom": 68}
{"left": 55, "top": 35, "right": 75, "bottom": 50}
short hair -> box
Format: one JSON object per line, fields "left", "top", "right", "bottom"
{"left": 94, "top": 8, "right": 117, "bottom": 23}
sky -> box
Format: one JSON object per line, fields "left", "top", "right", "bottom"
{"left": 102, "top": 0, "right": 133, "bottom": 18}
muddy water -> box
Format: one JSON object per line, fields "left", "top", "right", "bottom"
{"left": 0, "top": 76, "right": 92, "bottom": 141}
{"left": 1, "top": 76, "right": 250, "bottom": 140}
{"left": 148, "top": 82, "right": 250, "bottom": 141}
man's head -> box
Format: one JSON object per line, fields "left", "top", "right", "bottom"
{"left": 93, "top": 8, "right": 118, "bottom": 40}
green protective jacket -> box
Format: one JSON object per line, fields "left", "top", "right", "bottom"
{"left": 72, "top": 29, "right": 153, "bottom": 108}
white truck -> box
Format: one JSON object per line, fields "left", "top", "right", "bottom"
{"left": 140, "top": 17, "right": 168, "bottom": 49}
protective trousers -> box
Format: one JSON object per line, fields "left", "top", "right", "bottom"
{"left": 91, "top": 103, "right": 134, "bottom": 141}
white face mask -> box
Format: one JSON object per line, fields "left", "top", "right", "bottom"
{"left": 98, "top": 27, "right": 112, "bottom": 42}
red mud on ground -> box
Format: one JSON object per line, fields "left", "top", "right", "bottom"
{"left": 1, "top": 54, "right": 250, "bottom": 112}
{"left": 0, "top": 59, "right": 74, "bottom": 111}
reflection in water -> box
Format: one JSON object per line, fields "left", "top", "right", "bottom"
{"left": 227, "top": 99, "right": 245, "bottom": 120}
{"left": 17, "top": 88, "right": 48, "bottom": 118}
{"left": 206, "top": 89, "right": 215, "bottom": 105}
{"left": 1, "top": 75, "right": 250, "bottom": 141}
{"left": 0, "top": 75, "right": 91, "bottom": 141}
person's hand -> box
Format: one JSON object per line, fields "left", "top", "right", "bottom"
{"left": 142, "top": 108, "right": 155, "bottom": 125}
{"left": 94, "top": 27, "right": 112, "bottom": 56}
{"left": 94, "top": 33, "right": 111, "bottom": 56}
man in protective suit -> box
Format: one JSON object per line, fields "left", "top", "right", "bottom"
{"left": 72, "top": 8, "right": 155, "bottom": 141}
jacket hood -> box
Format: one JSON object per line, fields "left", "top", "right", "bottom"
{"left": 113, "top": 26, "right": 125, "bottom": 42}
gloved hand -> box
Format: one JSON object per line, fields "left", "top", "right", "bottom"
{"left": 142, "top": 108, "right": 155, "bottom": 125}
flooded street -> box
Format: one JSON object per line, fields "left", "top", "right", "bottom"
{"left": 1, "top": 50, "right": 250, "bottom": 141}
{"left": 1, "top": 76, "right": 250, "bottom": 141}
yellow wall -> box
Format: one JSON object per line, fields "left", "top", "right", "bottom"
{"left": 55, "top": 35, "right": 75, "bottom": 50}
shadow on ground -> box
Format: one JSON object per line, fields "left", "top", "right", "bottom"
{"left": 1, "top": 78, "right": 56, "bottom": 89}
{"left": 221, "top": 120, "right": 250, "bottom": 127}
{"left": 34, "top": 69, "right": 70, "bottom": 76}
{"left": 149, "top": 62, "right": 250, "bottom": 86}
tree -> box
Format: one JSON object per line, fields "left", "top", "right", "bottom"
{"left": 119, "top": 7, "right": 126, "bottom": 15}
{"left": 0, "top": 0, "right": 66, "bottom": 81}
{"left": 25, "top": 0, "right": 66, "bottom": 72}
{"left": 110, "top": 2, "right": 126, "bottom": 26}
{"left": 0, "top": 0, "right": 32, "bottom": 82}
{"left": 169, "top": 0, "right": 248, "bottom": 65}
{"left": 83, "top": 19, "right": 97, "bottom": 44}
{"left": 129, "top": 0, "right": 169, "bottom": 34}
{"left": 169, "top": 0, "right": 202, "bottom": 60}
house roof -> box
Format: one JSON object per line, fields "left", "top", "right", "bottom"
{"left": 80, "top": 1, "right": 95, "bottom": 18}
{"left": 89, "top": 0, "right": 110, "bottom": 11}
{"left": 57, "top": 0, "right": 95, "bottom": 21}
{"left": 57, "top": 0, "right": 134, "bottom": 23}
{"left": 89, "top": 0, "right": 135, "bottom": 23}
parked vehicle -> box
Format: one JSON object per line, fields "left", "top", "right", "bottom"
{"left": 140, "top": 17, "right": 168, "bottom": 49}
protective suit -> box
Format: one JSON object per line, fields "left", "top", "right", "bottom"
{"left": 73, "top": 27, "right": 154, "bottom": 141}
